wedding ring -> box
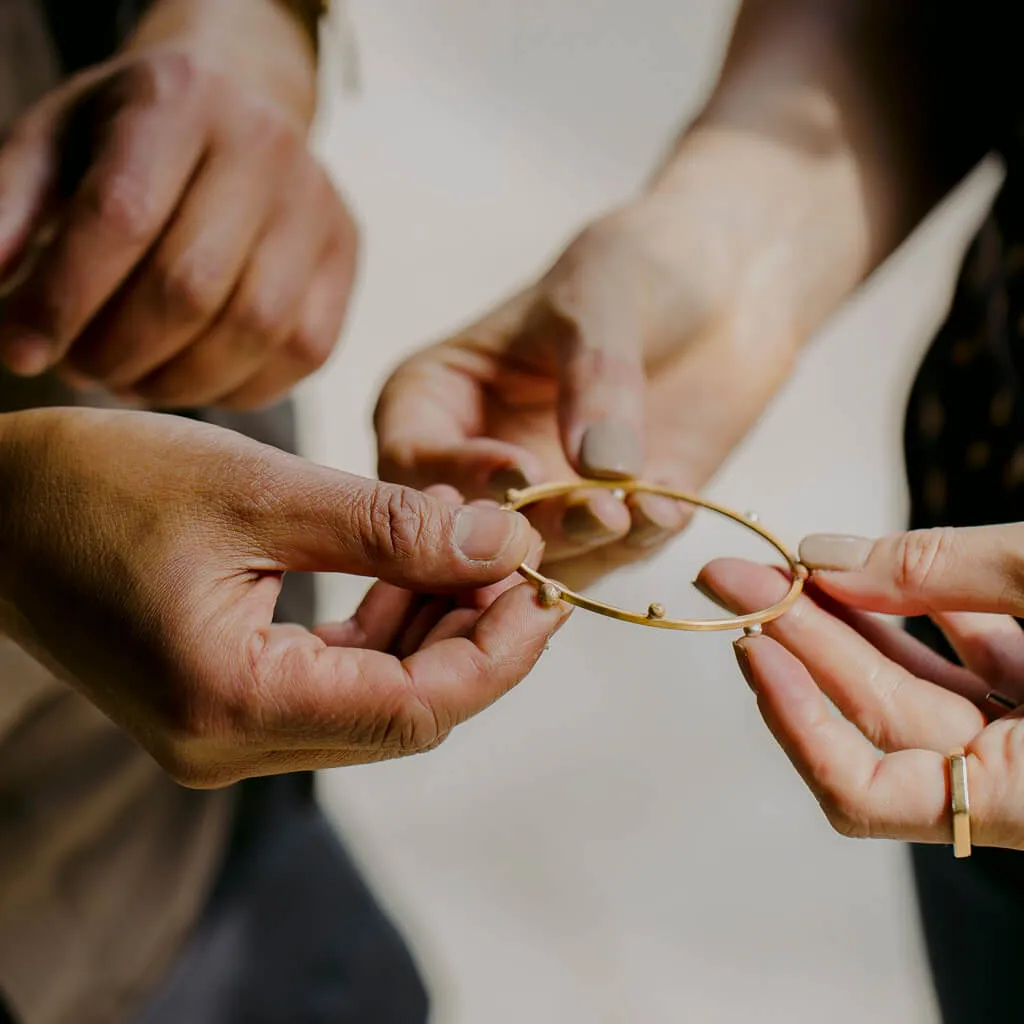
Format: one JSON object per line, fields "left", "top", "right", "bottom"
{"left": 949, "top": 749, "right": 972, "bottom": 859}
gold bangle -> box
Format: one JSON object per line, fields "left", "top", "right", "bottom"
{"left": 501, "top": 478, "right": 807, "bottom": 632}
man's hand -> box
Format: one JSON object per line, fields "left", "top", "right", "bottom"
{"left": 0, "top": 408, "right": 568, "bottom": 787}
{"left": 0, "top": 0, "right": 354, "bottom": 409}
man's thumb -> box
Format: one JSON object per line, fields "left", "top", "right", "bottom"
{"left": 256, "top": 470, "right": 533, "bottom": 591}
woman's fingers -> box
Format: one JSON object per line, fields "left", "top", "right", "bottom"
{"left": 800, "top": 525, "right": 1024, "bottom": 617}
{"left": 737, "top": 636, "right": 1024, "bottom": 849}
{"left": 734, "top": 634, "right": 953, "bottom": 842}
{"left": 734, "top": 635, "right": 1024, "bottom": 847}
{"left": 932, "top": 611, "right": 1024, "bottom": 706}
{"left": 697, "top": 559, "right": 985, "bottom": 753}
{"left": 805, "top": 582, "right": 992, "bottom": 708}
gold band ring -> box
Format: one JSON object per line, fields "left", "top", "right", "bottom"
{"left": 949, "top": 749, "right": 972, "bottom": 859}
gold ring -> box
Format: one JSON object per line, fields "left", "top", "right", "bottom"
{"left": 984, "top": 690, "right": 1019, "bottom": 716}
{"left": 501, "top": 478, "right": 807, "bottom": 632}
{"left": 949, "top": 749, "right": 972, "bottom": 858}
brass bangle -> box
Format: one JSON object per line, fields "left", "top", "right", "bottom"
{"left": 501, "top": 478, "right": 807, "bottom": 632}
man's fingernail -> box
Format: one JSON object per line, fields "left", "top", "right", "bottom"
{"left": 579, "top": 419, "right": 642, "bottom": 480}
{"left": 563, "top": 501, "right": 619, "bottom": 543}
{"left": 525, "top": 535, "right": 547, "bottom": 570}
{"left": 455, "top": 506, "right": 526, "bottom": 561}
{"left": 733, "top": 639, "right": 757, "bottom": 693}
{"left": 487, "top": 466, "right": 530, "bottom": 501}
{"left": 798, "top": 534, "right": 873, "bottom": 571}
{"left": 553, "top": 603, "right": 574, "bottom": 629}
{"left": 0, "top": 332, "right": 51, "bottom": 376}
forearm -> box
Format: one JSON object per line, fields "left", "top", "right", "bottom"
{"left": 123, "top": 0, "right": 320, "bottom": 125}
{"left": 648, "top": 0, "right": 980, "bottom": 347}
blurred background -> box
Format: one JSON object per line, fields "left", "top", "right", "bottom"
{"left": 297, "top": 2, "right": 1001, "bottom": 1020}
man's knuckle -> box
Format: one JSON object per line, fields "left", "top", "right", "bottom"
{"left": 384, "top": 685, "right": 448, "bottom": 755}
{"left": 156, "top": 253, "right": 225, "bottom": 322}
{"left": 231, "top": 293, "right": 285, "bottom": 346}
{"left": 81, "top": 167, "right": 159, "bottom": 243}
{"left": 284, "top": 324, "right": 333, "bottom": 370}
{"left": 130, "top": 50, "right": 206, "bottom": 106}
{"left": 366, "top": 485, "right": 431, "bottom": 563}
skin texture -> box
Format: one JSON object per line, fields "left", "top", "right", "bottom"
{"left": 375, "top": 0, "right": 962, "bottom": 591}
{"left": 378, "top": 0, "right": 1017, "bottom": 846}
{"left": 0, "top": 407, "right": 570, "bottom": 788}
{"left": 0, "top": 0, "right": 573, "bottom": 786}
{"left": 0, "top": 0, "right": 355, "bottom": 409}
{"left": 698, "top": 524, "right": 1024, "bottom": 851}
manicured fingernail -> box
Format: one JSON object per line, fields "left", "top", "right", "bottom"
{"left": 579, "top": 419, "right": 642, "bottom": 479}
{"left": 487, "top": 466, "right": 530, "bottom": 501}
{"left": 455, "top": 506, "right": 526, "bottom": 561}
{"left": 798, "top": 534, "right": 873, "bottom": 571}
{"left": 692, "top": 577, "right": 730, "bottom": 611}
{"left": 0, "top": 332, "right": 51, "bottom": 376}
{"left": 733, "top": 639, "right": 757, "bottom": 693}
{"left": 563, "top": 500, "right": 619, "bottom": 543}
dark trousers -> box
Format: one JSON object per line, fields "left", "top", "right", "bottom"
{"left": 133, "top": 773, "right": 430, "bottom": 1024}
{"left": 0, "top": 776, "right": 430, "bottom": 1023}
{"left": 912, "top": 843, "right": 1024, "bottom": 1024}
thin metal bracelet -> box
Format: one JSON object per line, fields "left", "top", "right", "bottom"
{"left": 501, "top": 479, "right": 807, "bottom": 632}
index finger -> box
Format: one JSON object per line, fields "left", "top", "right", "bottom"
{"left": 800, "top": 524, "right": 1024, "bottom": 618}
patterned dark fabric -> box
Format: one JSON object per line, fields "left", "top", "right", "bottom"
{"left": 901, "top": 69, "right": 1024, "bottom": 1024}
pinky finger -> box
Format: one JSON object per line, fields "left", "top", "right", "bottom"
{"left": 219, "top": 241, "right": 355, "bottom": 410}
{"left": 932, "top": 610, "right": 1024, "bottom": 708}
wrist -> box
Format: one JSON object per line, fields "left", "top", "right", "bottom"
{"left": 123, "top": 0, "right": 320, "bottom": 127}
{"left": 646, "top": 121, "right": 871, "bottom": 352}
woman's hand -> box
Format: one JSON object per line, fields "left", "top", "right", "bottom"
{"left": 375, "top": 169, "right": 813, "bottom": 591}
{"left": 697, "top": 526, "right": 1024, "bottom": 851}
{"left": 0, "top": 407, "right": 569, "bottom": 788}
{"left": 374, "top": 0, "right": 922, "bottom": 593}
